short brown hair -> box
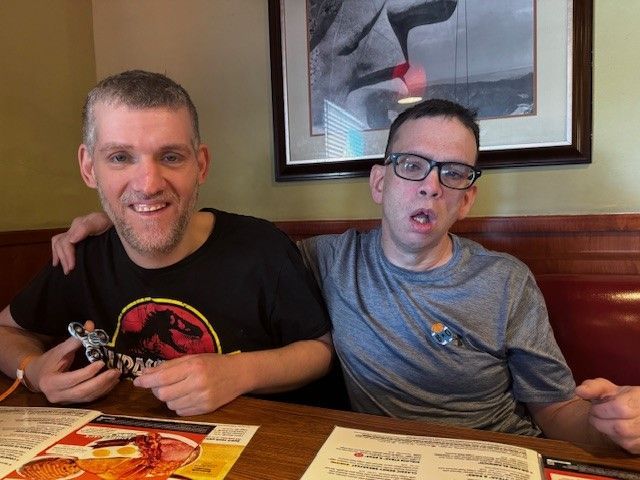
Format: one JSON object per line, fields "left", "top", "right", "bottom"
{"left": 385, "top": 99, "right": 480, "bottom": 156}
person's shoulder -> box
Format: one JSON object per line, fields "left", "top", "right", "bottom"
{"left": 72, "top": 228, "right": 123, "bottom": 270}
{"left": 207, "top": 208, "right": 293, "bottom": 247}
{"left": 456, "top": 235, "right": 531, "bottom": 274}
{"left": 301, "top": 227, "right": 353, "bottom": 247}
{"left": 75, "top": 227, "right": 118, "bottom": 253}
{"left": 301, "top": 227, "right": 378, "bottom": 259}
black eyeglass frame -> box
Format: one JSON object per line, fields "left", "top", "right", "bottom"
{"left": 384, "top": 152, "right": 482, "bottom": 190}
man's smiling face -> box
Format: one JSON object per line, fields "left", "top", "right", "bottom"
{"left": 79, "top": 103, "right": 208, "bottom": 262}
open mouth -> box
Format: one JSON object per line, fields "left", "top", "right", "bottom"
{"left": 410, "top": 209, "right": 434, "bottom": 226}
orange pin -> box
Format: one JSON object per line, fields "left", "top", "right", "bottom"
{"left": 430, "top": 322, "right": 454, "bottom": 345}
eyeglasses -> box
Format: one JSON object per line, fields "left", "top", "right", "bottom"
{"left": 384, "top": 153, "right": 482, "bottom": 190}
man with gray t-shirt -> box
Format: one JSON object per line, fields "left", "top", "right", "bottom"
{"left": 300, "top": 230, "right": 571, "bottom": 436}
{"left": 298, "top": 99, "right": 640, "bottom": 454}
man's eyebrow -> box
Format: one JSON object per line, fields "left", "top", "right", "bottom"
{"left": 97, "top": 143, "right": 132, "bottom": 153}
{"left": 404, "top": 152, "right": 472, "bottom": 165}
{"left": 158, "top": 144, "right": 193, "bottom": 152}
{"left": 96, "top": 143, "right": 193, "bottom": 153}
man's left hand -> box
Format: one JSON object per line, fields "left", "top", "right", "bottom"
{"left": 576, "top": 377, "right": 640, "bottom": 454}
{"left": 132, "top": 353, "right": 248, "bottom": 416}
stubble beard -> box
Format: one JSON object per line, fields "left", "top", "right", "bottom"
{"left": 97, "top": 184, "right": 199, "bottom": 257}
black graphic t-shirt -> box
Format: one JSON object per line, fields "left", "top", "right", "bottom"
{"left": 10, "top": 209, "right": 330, "bottom": 378}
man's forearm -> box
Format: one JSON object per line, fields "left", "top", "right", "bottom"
{"left": 236, "top": 333, "right": 333, "bottom": 394}
{"left": 0, "top": 325, "right": 47, "bottom": 379}
{"left": 529, "top": 398, "right": 615, "bottom": 447}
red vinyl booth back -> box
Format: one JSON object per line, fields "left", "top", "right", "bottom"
{"left": 536, "top": 274, "right": 640, "bottom": 386}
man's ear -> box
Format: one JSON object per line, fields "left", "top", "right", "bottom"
{"left": 369, "top": 164, "right": 386, "bottom": 205}
{"left": 78, "top": 144, "right": 97, "bottom": 189}
{"left": 196, "top": 144, "right": 211, "bottom": 185}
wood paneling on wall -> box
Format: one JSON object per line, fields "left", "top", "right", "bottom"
{"left": 1, "top": 214, "right": 639, "bottom": 308}
{"left": 0, "top": 228, "right": 65, "bottom": 308}
{"left": 449, "top": 214, "right": 640, "bottom": 275}
{"left": 276, "top": 213, "right": 640, "bottom": 275}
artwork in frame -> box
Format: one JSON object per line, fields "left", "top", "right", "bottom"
{"left": 268, "top": 0, "right": 592, "bottom": 181}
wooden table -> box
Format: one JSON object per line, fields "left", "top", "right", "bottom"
{"left": 2, "top": 377, "right": 640, "bottom": 479}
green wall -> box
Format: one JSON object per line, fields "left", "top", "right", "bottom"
{"left": 0, "top": 0, "right": 99, "bottom": 231}
{"left": 1, "top": 1, "right": 638, "bottom": 232}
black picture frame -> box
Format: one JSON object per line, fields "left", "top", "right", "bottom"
{"left": 269, "top": 0, "right": 592, "bottom": 181}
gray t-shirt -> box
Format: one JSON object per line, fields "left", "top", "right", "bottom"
{"left": 300, "top": 228, "right": 576, "bottom": 436}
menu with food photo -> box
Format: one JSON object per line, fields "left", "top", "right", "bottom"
{"left": 0, "top": 406, "right": 258, "bottom": 479}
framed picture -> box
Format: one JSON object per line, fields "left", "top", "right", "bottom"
{"left": 268, "top": 0, "right": 592, "bottom": 181}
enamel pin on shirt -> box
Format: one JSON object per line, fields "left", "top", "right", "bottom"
{"left": 68, "top": 322, "right": 110, "bottom": 362}
{"left": 430, "top": 322, "right": 455, "bottom": 346}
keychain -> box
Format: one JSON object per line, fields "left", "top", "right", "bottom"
{"left": 68, "top": 322, "right": 110, "bottom": 362}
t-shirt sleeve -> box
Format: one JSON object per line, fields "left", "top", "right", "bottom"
{"left": 506, "top": 272, "right": 577, "bottom": 403}
{"left": 298, "top": 237, "right": 321, "bottom": 282}
{"left": 10, "top": 262, "right": 82, "bottom": 337}
{"left": 270, "top": 236, "right": 331, "bottom": 345}
{"left": 298, "top": 234, "right": 340, "bottom": 288}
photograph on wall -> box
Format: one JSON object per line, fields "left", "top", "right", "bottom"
{"left": 308, "top": 0, "right": 534, "bottom": 140}
{"left": 270, "top": 0, "right": 591, "bottom": 180}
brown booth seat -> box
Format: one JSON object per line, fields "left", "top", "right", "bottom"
{"left": 2, "top": 223, "right": 640, "bottom": 407}
{"left": 536, "top": 274, "right": 640, "bottom": 386}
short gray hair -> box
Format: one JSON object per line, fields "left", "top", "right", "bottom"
{"left": 82, "top": 70, "right": 200, "bottom": 152}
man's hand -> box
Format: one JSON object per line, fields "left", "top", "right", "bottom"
{"left": 27, "top": 322, "right": 120, "bottom": 404}
{"left": 52, "top": 212, "right": 112, "bottom": 274}
{"left": 133, "top": 353, "right": 248, "bottom": 416}
{"left": 133, "top": 335, "right": 333, "bottom": 416}
{"left": 576, "top": 378, "right": 640, "bottom": 454}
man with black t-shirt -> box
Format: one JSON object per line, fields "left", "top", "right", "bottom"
{"left": 0, "top": 70, "right": 332, "bottom": 416}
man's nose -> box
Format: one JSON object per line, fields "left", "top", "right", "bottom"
{"left": 418, "top": 167, "right": 442, "bottom": 197}
{"left": 132, "top": 158, "right": 165, "bottom": 195}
